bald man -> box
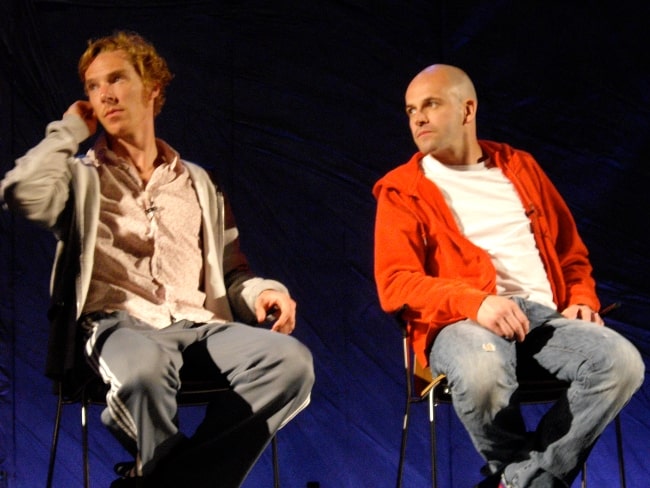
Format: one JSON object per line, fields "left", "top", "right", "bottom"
{"left": 373, "top": 64, "right": 643, "bottom": 488}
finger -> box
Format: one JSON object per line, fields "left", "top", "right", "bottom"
{"left": 563, "top": 309, "right": 578, "bottom": 320}
{"left": 272, "top": 322, "right": 294, "bottom": 334}
{"left": 513, "top": 322, "right": 527, "bottom": 342}
{"left": 587, "top": 308, "right": 604, "bottom": 325}
{"left": 271, "top": 314, "right": 295, "bottom": 334}
{"left": 510, "top": 306, "right": 529, "bottom": 339}
{"left": 493, "top": 318, "right": 515, "bottom": 341}
{"left": 594, "top": 312, "right": 605, "bottom": 326}
{"left": 497, "top": 310, "right": 525, "bottom": 341}
{"left": 576, "top": 306, "right": 597, "bottom": 324}
{"left": 255, "top": 304, "right": 268, "bottom": 323}
{"left": 275, "top": 306, "right": 294, "bottom": 327}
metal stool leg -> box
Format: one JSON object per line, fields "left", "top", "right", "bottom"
{"left": 429, "top": 390, "right": 437, "bottom": 488}
{"left": 46, "top": 385, "right": 64, "bottom": 488}
{"left": 615, "top": 415, "right": 626, "bottom": 488}
{"left": 272, "top": 435, "right": 280, "bottom": 488}
{"left": 396, "top": 397, "right": 411, "bottom": 488}
{"left": 81, "top": 389, "right": 90, "bottom": 488}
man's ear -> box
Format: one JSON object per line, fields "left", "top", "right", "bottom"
{"left": 463, "top": 99, "right": 477, "bottom": 124}
{"left": 148, "top": 83, "right": 161, "bottom": 101}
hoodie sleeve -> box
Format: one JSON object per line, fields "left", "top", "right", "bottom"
{"left": 373, "top": 174, "right": 494, "bottom": 327}
{"left": 519, "top": 156, "right": 600, "bottom": 311}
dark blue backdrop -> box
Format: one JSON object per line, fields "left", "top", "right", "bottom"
{"left": 1, "top": 1, "right": 648, "bottom": 487}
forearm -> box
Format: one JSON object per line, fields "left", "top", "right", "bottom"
{"left": 557, "top": 236, "right": 599, "bottom": 310}
{"left": 532, "top": 160, "right": 600, "bottom": 310}
{"left": 226, "top": 265, "right": 289, "bottom": 324}
{"left": 222, "top": 223, "right": 288, "bottom": 322}
{"left": 1, "top": 114, "right": 89, "bottom": 227}
{"left": 374, "top": 194, "right": 490, "bottom": 322}
{"left": 376, "top": 262, "right": 488, "bottom": 323}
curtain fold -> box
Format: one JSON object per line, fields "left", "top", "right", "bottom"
{"left": 1, "top": 1, "right": 648, "bottom": 486}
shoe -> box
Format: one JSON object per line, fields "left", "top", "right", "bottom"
{"left": 109, "top": 476, "right": 144, "bottom": 487}
{"left": 474, "top": 471, "right": 504, "bottom": 488}
{"left": 114, "top": 461, "right": 136, "bottom": 478}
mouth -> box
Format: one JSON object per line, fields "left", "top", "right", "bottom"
{"left": 104, "top": 108, "right": 123, "bottom": 118}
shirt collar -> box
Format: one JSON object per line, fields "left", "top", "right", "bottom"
{"left": 88, "top": 133, "right": 182, "bottom": 173}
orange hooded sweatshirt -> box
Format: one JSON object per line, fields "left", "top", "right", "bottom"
{"left": 373, "top": 140, "right": 600, "bottom": 367}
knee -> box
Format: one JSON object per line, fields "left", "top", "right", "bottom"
{"left": 448, "top": 354, "right": 516, "bottom": 413}
{"left": 587, "top": 331, "right": 645, "bottom": 397}
{"left": 276, "top": 338, "right": 315, "bottom": 394}
{"left": 608, "top": 337, "right": 645, "bottom": 395}
{"left": 432, "top": 323, "right": 517, "bottom": 411}
{"left": 121, "top": 348, "right": 178, "bottom": 393}
{"left": 252, "top": 337, "right": 314, "bottom": 411}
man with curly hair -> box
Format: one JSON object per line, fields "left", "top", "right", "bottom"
{"left": 2, "top": 31, "right": 314, "bottom": 487}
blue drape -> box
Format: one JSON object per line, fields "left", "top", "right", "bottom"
{"left": 1, "top": 1, "right": 648, "bottom": 487}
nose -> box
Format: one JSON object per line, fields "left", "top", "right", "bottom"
{"left": 413, "top": 111, "right": 427, "bottom": 126}
{"left": 99, "top": 86, "right": 115, "bottom": 103}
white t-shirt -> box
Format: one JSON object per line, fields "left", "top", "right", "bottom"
{"left": 422, "top": 154, "right": 555, "bottom": 309}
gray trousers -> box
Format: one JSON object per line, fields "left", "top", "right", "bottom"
{"left": 82, "top": 311, "right": 314, "bottom": 486}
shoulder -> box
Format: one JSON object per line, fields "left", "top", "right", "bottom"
{"left": 480, "top": 140, "right": 541, "bottom": 171}
{"left": 373, "top": 152, "right": 422, "bottom": 197}
{"left": 181, "top": 161, "right": 225, "bottom": 207}
{"left": 182, "top": 160, "right": 213, "bottom": 183}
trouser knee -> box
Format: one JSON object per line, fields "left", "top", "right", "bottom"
{"left": 118, "top": 347, "right": 178, "bottom": 396}
{"left": 275, "top": 339, "right": 315, "bottom": 398}
{"left": 448, "top": 353, "right": 517, "bottom": 416}
{"left": 607, "top": 337, "right": 645, "bottom": 396}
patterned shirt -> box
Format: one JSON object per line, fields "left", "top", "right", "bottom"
{"left": 82, "top": 136, "right": 219, "bottom": 328}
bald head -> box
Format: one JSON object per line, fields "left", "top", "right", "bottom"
{"left": 408, "top": 64, "right": 477, "bottom": 106}
{"left": 404, "top": 64, "right": 482, "bottom": 165}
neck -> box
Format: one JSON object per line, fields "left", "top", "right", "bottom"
{"left": 107, "top": 121, "right": 158, "bottom": 184}
{"left": 107, "top": 131, "right": 159, "bottom": 184}
{"left": 434, "top": 143, "right": 483, "bottom": 166}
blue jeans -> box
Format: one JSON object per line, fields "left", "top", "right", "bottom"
{"left": 429, "top": 298, "right": 644, "bottom": 488}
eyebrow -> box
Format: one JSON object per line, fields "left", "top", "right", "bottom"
{"left": 405, "top": 97, "right": 441, "bottom": 111}
{"left": 85, "top": 68, "right": 129, "bottom": 86}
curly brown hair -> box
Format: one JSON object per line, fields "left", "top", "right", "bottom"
{"left": 78, "top": 31, "right": 173, "bottom": 116}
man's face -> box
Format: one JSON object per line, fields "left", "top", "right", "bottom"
{"left": 404, "top": 71, "right": 467, "bottom": 159}
{"left": 84, "top": 50, "right": 158, "bottom": 139}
